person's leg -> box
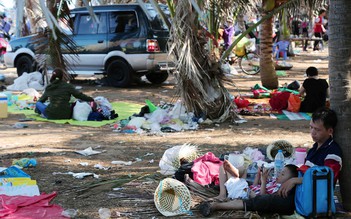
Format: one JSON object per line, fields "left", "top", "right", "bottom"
{"left": 303, "top": 40, "right": 308, "bottom": 51}
{"left": 223, "top": 160, "right": 239, "bottom": 177}
{"left": 199, "top": 199, "right": 244, "bottom": 216}
{"left": 314, "top": 32, "right": 322, "bottom": 50}
{"left": 313, "top": 33, "right": 319, "bottom": 50}
{"left": 244, "top": 193, "right": 295, "bottom": 215}
{"left": 212, "top": 199, "right": 244, "bottom": 211}
{"left": 35, "top": 102, "right": 48, "bottom": 118}
{"left": 212, "top": 165, "right": 228, "bottom": 201}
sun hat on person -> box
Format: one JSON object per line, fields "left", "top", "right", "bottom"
{"left": 154, "top": 178, "right": 192, "bottom": 216}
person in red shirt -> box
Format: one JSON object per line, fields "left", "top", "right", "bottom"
{"left": 313, "top": 9, "right": 326, "bottom": 51}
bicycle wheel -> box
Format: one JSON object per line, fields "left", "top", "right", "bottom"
{"left": 239, "top": 52, "right": 260, "bottom": 75}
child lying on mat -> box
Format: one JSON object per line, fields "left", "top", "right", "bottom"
{"left": 201, "top": 161, "right": 298, "bottom": 216}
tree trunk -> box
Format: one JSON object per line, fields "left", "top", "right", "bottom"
{"left": 26, "top": 0, "right": 36, "bottom": 35}
{"left": 259, "top": 13, "right": 278, "bottom": 89}
{"left": 329, "top": 0, "right": 351, "bottom": 211}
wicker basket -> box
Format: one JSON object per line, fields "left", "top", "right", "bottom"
{"left": 154, "top": 178, "right": 192, "bottom": 216}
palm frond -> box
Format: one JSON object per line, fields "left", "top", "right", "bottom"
{"left": 30, "top": 0, "right": 78, "bottom": 81}
{"left": 168, "top": 0, "right": 237, "bottom": 121}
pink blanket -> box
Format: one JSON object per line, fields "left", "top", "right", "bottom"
{"left": 0, "top": 192, "right": 65, "bottom": 218}
{"left": 191, "top": 152, "right": 223, "bottom": 185}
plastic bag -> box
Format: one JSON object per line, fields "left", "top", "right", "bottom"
{"left": 128, "top": 117, "right": 146, "bottom": 128}
{"left": 225, "top": 177, "right": 249, "bottom": 199}
{"left": 73, "top": 101, "right": 92, "bottom": 121}
{"left": 234, "top": 96, "right": 250, "bottom": 108}
{"left": 287, "top": 80, "right": 300, "bottom": 91}
{"left": 269, "top": 91, "right": 290, "bottom": 111}
{"left": 287, "top": 93, "right": 301, "bottom": 112}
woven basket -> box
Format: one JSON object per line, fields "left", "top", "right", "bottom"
{"left": 154, "top": 178, "right": 192, "bottom": 216}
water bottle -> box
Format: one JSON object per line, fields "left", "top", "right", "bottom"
{"left": 274, "top": 150, "right": 285, "bottom": 178}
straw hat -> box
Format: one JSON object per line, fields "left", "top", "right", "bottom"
{"left": 266, "top": 140, "right": 294, "bottom": 161}
{"left": 154, "top": 178, "right": 192, "bottom": 216}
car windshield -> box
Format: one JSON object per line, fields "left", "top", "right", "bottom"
{"left": 144, "top": 3, "right": 169, "bottom": 31}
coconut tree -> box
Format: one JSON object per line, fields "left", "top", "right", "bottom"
{"left": 258, "top": 0, "right": 279, "bottom": 89}
{"left": 166, "top": 0, "right": 261, "bottom": 121}
{"left": 328, "top": 0, "right": 351, "bottom": 211}
{"left": 257, "top": 0, "right": 328, "bottom": 88}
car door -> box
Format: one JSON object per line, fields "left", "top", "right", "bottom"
{"left": 107, "top": 11, "right": 143, "bottom": 53}
{"left": 107, "top": 10, "right": 147, "bottom": 71}
{"left": 64, "top": 12, "right": 108, "bottom": 72}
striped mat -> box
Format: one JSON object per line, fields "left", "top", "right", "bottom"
{"left": 271, "top": 110, "right": 311, "bottom": 120}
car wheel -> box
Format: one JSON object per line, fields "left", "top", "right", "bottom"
{"left": 146, "top": 72, "right": 168, "bottom": 84}
{"left": 16, "top": 56, "right": 34, "bottom": 77}
{"left": 106, "top": 59, "right": 132, "bottom": 87}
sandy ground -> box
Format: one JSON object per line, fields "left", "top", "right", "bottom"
{"left": 0, "top": 47, "right": 343, "bottom": 218}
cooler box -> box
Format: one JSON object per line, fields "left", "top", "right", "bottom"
{"left": 0, "top": 93, "right": 8, "bottom": 118}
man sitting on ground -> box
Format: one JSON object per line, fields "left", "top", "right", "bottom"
{"left": 199, "top": 107, "right": 342, "bottom": 216}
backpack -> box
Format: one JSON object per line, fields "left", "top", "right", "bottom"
{"left": 295, "top": 166, "right": 335, "bottom": 218}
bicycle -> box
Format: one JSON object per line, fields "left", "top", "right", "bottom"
{"left": 229, "top": 46, "right": 260, "bottom": 75}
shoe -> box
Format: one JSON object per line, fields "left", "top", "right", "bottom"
{"left": 198, "top": 201, "right": 212, "bottom": 217}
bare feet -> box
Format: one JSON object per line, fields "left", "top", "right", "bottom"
{"left": 184, "top": 174, "right": 194, "bottom": 184}
{"left": 199, "top": 201, "right": 212, "bottom": 217}
{"left": 223, "top": 160, "right": 239, "bottom": 177}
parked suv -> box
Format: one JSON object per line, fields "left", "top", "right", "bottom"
{"left": 4, "top": 4, "right": 174, "bottom": 87}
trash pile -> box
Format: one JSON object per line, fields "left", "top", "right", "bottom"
{"left": 6, "top": 72, "right": 46, "bottom": 91}
{"left": 0, "top": 161, "right": 67, "bottom": 218}
{"left": 112, "top": 100, "right": 208, "bottom": 134}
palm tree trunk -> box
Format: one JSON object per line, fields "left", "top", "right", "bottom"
{"left": 259, "top": 13, "right": 278, "bottom": 89}
{"left": 26, "top": 0, "right": 37, "bottom": 35}
{"left": 329, "top": 0, "right": 351, "bottom": 211}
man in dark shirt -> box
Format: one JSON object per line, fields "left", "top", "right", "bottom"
{"left": 278, "top": 107, "right": 342, "bottom": 197}
{"left": 199, "top": 108, "right": 342, "bottom": 216}
{"left": 299, "top": 66, "right": 329, "bottom": 113}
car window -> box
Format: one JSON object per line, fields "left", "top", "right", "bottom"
{"left": 109, "top": 11, "right": 138, "bottom": 34}
{"left": 144, "top": 4, "right": 169, "bottom": 31}
{"left": 58, "top": 14, "right": 75, "bottom": 35}
{"left": 77, "top": 13, "right": 107, "bottom": 34}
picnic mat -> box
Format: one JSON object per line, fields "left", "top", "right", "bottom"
{"left": 8, "top": 101, "right": 143, "bottom": 127}
{"left": 271, "top": 110, "right": 311, "bottom": 121}
{"left": 236, "top": 97, "right": 312, "bottom": 121}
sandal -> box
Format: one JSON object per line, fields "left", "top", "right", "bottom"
{"left": 198, "top": 201, "right": 212, "bottom": 217}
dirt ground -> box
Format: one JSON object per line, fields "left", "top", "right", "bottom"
{"left": 0, "top": 48, "right": 345, "bottom": 218}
